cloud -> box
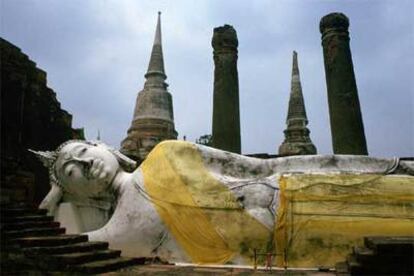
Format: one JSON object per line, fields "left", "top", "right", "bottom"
{"left": 1, "top": 0, "right": 412, "bottom": 157}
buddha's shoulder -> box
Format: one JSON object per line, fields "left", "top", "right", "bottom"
{"left": 152, "top": 140, "right": 196, "bottom": 152}
{"left": 144, "top": 140, "right": 200, "bottom": 162}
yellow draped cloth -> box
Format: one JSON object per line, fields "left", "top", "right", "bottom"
{"left": 275, "top": 174, "right": 414, "bottom": 267}
{"left": 141, "top": 141, "right": 414, "bottom": 267}
{"left": 141, "top": 141, "right": 272, "bottom": 264}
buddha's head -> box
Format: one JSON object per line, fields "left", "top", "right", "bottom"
{"left": 54, "top": 141, "right": 120, "bottom": 197}
{"left": 30, "top": 140, "right": 137, "bottom": 213}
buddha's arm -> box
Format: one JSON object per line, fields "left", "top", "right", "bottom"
{"left": 39, "top": 185, "right": 63, "bottom": 216}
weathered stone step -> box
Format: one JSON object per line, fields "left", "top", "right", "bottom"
{"left": 2, "top": 227, "right": 65, "bottom": 239}
{"left": 345, "top": 254, "right": 362, "bottom": 273}
{"left": 1, "top": 215, "right": 54, "bottom": 224}
{"left": 347, "top": 251, "right": 412, "bottom": 275}
{"left": 0, "top": 208, "right": 47, "bottom": 217}
{"left": 345, "top": 255, "right": 382, "bottom": 275}
{"left": 1, "top": 221, "right": 60, "bottom": 231}
{"left": 335, "top": 261, "right": 350, "bottom": 276}
{"left": 336, "top": 237, "right": 414, "bottom": 276}
{"left": 23, "top": 241, "right": 109, "bottom": 255}
{"left": 16, "top": 234, "right": 88, "bottom": 248}
{"left": 352, "top": 246, "right": 374, "bottom": 264}
{"left": 354, "top": 246, "right": 413, "bottom": 266}
{"left": 353, "top": 246, "right": 374, "bottom": 256}
{"left": 364, "top": 236, "right": 414, "bottom": 255}
{"left": 41, "top": 249, "right": 122, "bottom": 267}
{"left": 70, "top": 257, "right": 145, "bottom": 274}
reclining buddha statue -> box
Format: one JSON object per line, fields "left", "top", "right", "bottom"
{"left": 31, "top": 140, "right": 414, "bottom": 267}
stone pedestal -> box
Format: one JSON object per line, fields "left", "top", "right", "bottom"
{"left": 211, "top": 25, "right": 241, "bottom": 154}
{"left": 320, "top": 13, "right": 368, "bottom": 155}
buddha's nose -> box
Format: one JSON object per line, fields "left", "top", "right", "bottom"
{"left": 83, "top": 157, "right": 94, "bottom": 167}
{"left": 73, "top": 156, "right": 94, "bottom": 168}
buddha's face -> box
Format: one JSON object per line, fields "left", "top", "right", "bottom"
{"left": 55, "top": 142, "right": 119, "bottom": 197}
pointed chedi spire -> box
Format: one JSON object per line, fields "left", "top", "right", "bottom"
{"left": 287, "top": 51, "right": 307, "bottom": 124}
{"left": 278, "top": 51, "right": 317, "bottom": 156}
{"left": 145, "top": 11, "right": 166, "bottom": 83}
{"left": 121, "top": 12, "right": 177, "bottom": 162}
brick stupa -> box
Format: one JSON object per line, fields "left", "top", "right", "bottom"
{"left": 278, "top": 51, "right": 317, "bottom": 156}
{"left": 121, "top": 12, "right": 177, "bottom": 161}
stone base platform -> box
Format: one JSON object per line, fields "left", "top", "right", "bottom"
{"left": 104, "top": 264, "right": 335, "bottom": 275}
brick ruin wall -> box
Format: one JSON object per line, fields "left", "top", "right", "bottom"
{"left": 1, "top": 37, "right": 84, "bottom": 205}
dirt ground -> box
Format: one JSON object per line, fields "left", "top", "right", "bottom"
{"left": 103, "top": 264, "right": 336, "bottom": 276}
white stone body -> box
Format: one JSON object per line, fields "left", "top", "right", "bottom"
{"left": 41, "top": 141, "right": 413, "bottom": 264}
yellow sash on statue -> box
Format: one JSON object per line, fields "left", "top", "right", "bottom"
{"left": 275, "top": 174, "right": 414, "bottom": 267}
{"left": 142, "top": 141, "right": 414, "bottom": 267}
{"left": 141, "top": 141, "right": 271, "bottom": 264}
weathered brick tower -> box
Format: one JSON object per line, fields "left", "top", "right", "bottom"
{"left": 279, "top": 51, "right": 317, "bottom": 156}
{"left": 320, "top": 12, "right": 368, "bottom": 155}
{"left": 121, "top": 12, "right": 177, "bottom": 161}
{"left": 0, "top": 38, "right": 84, "bottom": 205}
{"left": 211, "top": 25, "right": 241, "bottom": 154}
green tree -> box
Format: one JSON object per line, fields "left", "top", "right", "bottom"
{"left": 195, "top": 134, "right": 212, "bottom": 146}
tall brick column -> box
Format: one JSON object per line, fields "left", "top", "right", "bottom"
{"left": 320, "top": 13, "right": 368, "bottom": 155}
{"left": 211, "top": 25, "right": 241, "bottom": 154}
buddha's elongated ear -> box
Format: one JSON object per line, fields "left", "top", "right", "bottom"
{"left": 39, "top": 184, "right": 63, "bottom": 216}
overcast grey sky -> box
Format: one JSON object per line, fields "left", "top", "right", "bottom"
{"left": 1, "top": 0, "right": 413, "bottom": 157}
